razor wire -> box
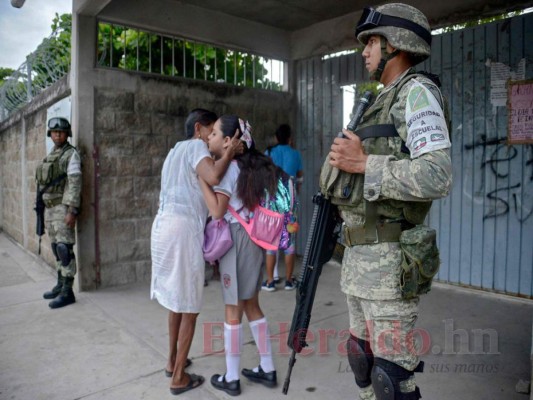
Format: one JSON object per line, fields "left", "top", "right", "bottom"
{"left": 0, "top": 28, "right": 70, "bottom": 122}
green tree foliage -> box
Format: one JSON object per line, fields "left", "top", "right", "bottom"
{"left": 356, "top": 81, "right": 381, "bottom": 97}
{"left": 96, "top": 22, "right": 281, "bottom": 90}
{"left": 29, "top": 13, "right": 72, "bottom": 90}
{"left": 436, "top": 10, "right": 524, "bottom": 33}
{"left": 0, "top": 67, "right": 15, "bottom": 87}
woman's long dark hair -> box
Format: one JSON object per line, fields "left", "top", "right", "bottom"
{"left": 218, "top": 115, "right": 278, "bottom": 210}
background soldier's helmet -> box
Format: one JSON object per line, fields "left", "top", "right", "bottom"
{"left": 47, "top": 117, "right": 72, "bottom": 137}
{"left": 356, "top": 3, "right": 431, "bottom": 64}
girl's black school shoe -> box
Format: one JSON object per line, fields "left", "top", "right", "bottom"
{"left": 210, "top": 374, "right": 241, "bottom": 396}
{"left": 241, "top": 366, "right": 277, "bottom": 388}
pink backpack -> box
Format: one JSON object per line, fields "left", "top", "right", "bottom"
{"left": 228, "top": 179, "right": 295, "bottom": 251}
{"left": 228, "top": 205, "right": 283, "bottom": 251}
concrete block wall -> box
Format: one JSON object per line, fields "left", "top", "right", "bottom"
{"left": 92, "top": 71, "right": 295, "bottom": 288}
{"left": 0, "top": 68, "right": 294, "bottom": 291}
{"left": 0, "top": 122, "right": 24, "bottom": 244}
{"left": 25, "top": 111, "right": 51, "bottom": 256}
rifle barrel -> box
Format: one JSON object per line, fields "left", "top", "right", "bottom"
{"left": 282, "top": 350, "right": 297, "bottom": 394}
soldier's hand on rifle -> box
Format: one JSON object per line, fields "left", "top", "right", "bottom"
{"left": 329, "top": 129, "right": 368, "bottom": 174}
{"left": 64, "top": 212, "right": 76, "bottom": 228}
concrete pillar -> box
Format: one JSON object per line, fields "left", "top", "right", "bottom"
{"left": 71, "top": 12, "right": 97, "bottom": 291}
{"left": 21, "top": 117, "right": 28, "bottom": 248}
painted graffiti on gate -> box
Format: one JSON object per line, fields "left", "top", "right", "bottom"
{"left": 464, "top": 134, "right": 533, "bottom": 222}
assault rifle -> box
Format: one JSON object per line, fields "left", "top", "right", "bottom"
{"left": 34, "top": 185, "right": 46, "bottom": 254}
{"left": 34, "top": 173, "right": 67, "bottom": 254}
{"left": 282, "top": 91, "right": 373, "bottom": 395}
{"left": 282, "top": 193, "right": 341, "bottom": 394}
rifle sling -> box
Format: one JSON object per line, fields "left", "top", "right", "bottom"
{"left": 38, "top": 173, "right": 68, "bottom": 196}
{"left": 355, "top": 124, "right": 410, "bottom": 154}
{"left": 37, "top": 144, "right": 73, "bottom": 196}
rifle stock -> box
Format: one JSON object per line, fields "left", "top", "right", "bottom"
{"left": 282, "top": 192, "right": 340, "bottom": 394}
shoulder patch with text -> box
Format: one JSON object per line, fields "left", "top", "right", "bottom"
{"left": 405, "top": 81, "right": 451, "bottom": 158}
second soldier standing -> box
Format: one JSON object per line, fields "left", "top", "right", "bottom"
{"left": 37, "top": 117, "right": 82, "bottom": 309}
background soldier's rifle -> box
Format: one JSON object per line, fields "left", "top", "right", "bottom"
{"left": 34, "top": 185, "right": 46, "bottom": 254}
{"left": 282, "top": 91, "right": 373, "bottom": 395}
{"left": 34, "top": 173, "right": 67, "bottom": 254}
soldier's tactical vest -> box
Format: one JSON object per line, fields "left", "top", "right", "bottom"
{"left": 320, "top": 71, "right": 448, "bottom": 226}
{"left": 35, "top": 144, "right": 74, "bottom": 193}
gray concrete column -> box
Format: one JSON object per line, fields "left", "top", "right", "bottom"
{"left": 21, "top": 117, "right": 28, "bottom": 248}
{"left": 71, "top": 12, "right": 97, "bottom": 291}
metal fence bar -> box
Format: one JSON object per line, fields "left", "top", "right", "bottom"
{"left": 252, "top": 55, "right": 255, "bottom": 88}
{"left": 26, "top": 59, "right": 32, "bottom": 101}
{"left": 172, "top": 38, "right": 175, "bottom": 76}
{"left": 110, "top": 26, "right": 113, "bottom": 67}
{"left": 193, "top": 43, "right": 197, "bottom": 79}
{"left": 224, "top": 50, "right": 227, "bottom": 83}
{"left": 243, "top": 54, "right": 246, "bottom": 86}
{"left": 213, "top": 49, "right": 218, "bottom": 82}
{"left": 234, "top": 52, "right": 237, "bottom": 85}
{"left": 123, "top": 29, "right": 127, "bottom": 70}
{"left": 183, "top": 41, "right": 186, "bottom": 78}
{"left": 136, "top": 29, "right": 139, "bottom": 71}
{"left": 149, "top": 33, "right": 152, "bottom": 73}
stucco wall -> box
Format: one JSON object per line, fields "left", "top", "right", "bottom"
{"left": 92, "top": 70, "right": 295, "bottom": 288}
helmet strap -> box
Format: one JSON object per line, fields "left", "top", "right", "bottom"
{"left": 371, "top": 37, "right": 400, "bottom": 81}
{"left": 371, "top": 58, "right": 386, "bottom": 81}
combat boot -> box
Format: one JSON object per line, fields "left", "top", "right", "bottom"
{"left": 49, "top": 277, "right": 76, "bottom": 309}
{"left": 43, "top": 271, "right": 64, "bottom": 299}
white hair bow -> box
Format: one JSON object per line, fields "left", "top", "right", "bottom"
{"left": 238, "top": 118, "right": 253, "bottom": 149}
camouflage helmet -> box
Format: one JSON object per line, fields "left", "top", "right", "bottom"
{"left": 47, "top": 117, "right": 72, "bottom": 137}
{"left": 356, "top": 3, "right": 431, "bottom": 64}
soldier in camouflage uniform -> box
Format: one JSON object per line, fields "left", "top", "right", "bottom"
{"left": 321, "top": 4, "right": 452, "bottom": 399}
{"left": 37, "top": 117, "right": 82, "bottom": 309}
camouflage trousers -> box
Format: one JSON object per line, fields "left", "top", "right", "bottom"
{"left": 347, "top": 294, "right": 419, "bottom": 399}
{"left": 45, "top": 204, "right": 76, "bottom": 278}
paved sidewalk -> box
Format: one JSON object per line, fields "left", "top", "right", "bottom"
{"left": 0, "top": 231, "right": 531, "bottom": 400}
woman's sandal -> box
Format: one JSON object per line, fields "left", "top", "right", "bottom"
{"left": 169, "top": 373, "right": 205, "bottom": 395}
{"left": 164, "top": 358, "right": 192, "bottom": 377}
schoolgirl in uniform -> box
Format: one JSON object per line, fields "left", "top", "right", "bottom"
{"left": 199, "top": 115, "right": 278, "bottom": 396}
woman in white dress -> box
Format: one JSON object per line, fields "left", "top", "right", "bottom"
{"left": 151, "top": 109, "right": 241, "bottom": 395}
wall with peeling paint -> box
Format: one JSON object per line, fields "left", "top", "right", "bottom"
{"left": 426, "top": 14, "right": 533, "bottom": 298}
